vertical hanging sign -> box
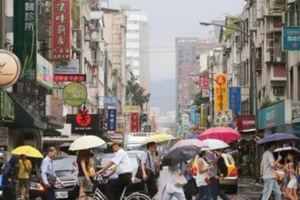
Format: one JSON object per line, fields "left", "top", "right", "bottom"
{"left": 214, "top": 74, "right": 228, "bottom": 114}
{"left": 14, "top": 0, "right": 37, "bottom": 81}
{"left": 107, "top": 109, "right": 117, "bottom": 132}
{"left": 229, "top": 87, "right": 241, "bottom": 116}
{"left": 52, "top": 0, "right": 71, "bottom": 61}
{"left": 131, "top": 112, "right": 140, "bottom": 132}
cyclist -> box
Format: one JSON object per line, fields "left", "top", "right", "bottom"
{"left": 97, "top": 142, "right": 133, "bottom": 200}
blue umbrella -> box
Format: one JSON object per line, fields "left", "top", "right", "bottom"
{"left": 257, "top": 133, "right": 299, "bottom": 144}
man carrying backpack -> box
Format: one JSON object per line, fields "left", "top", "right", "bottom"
{"left": 205, "top": 150, "right": 229, "bottom": 200}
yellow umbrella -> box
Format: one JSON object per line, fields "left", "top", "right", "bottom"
{"left": 143, "top": 133, "right": 175, "bottom": 144}
{"left": 11, "top": 145, "right": 43, "bottom": 158}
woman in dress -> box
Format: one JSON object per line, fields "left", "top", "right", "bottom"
{"left": 285, "top": 153, "right": 298, "bottom": 200}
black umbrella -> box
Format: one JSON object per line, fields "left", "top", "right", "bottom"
{"left": 257, "top": 133, "right": 299, "bottom": 144}
{"left": 162, "top": 145, "right": 201, "bottom": 166}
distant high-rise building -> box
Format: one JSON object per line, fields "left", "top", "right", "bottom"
{"left": 175, "top": 37, "right": 199, "bottom": 127}
{"left": 125, "top": 10, "right": 150, "bottom": 93}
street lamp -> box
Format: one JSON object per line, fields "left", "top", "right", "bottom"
{"left": 199, "top": 21, "right": 257, "bottom": 116}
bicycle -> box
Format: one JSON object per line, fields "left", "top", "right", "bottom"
{"left": 79, "top": 175, "right": 151, "bottom": 200}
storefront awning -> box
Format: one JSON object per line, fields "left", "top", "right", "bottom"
{"left": 7, "top": 93, "right": 48, "bottom": 130}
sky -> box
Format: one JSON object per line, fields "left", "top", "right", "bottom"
{"left": 108, "top": 0, "right": 246, "bottom": 112}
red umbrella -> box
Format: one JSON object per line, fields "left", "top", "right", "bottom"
{"left": 198, "top": 127, "right": 240, "bottom": 143}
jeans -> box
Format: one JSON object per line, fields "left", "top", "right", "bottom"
{"left": 261, "top": 178, "right": 281, "bottom": 200}
{"left": 210, "top": 177, "right": 229, "bottom": 200}
{"left": 164, "top": 191, "right": 186, "bottom": 200}
{"left": 196, "top": 185, "right": 211, "bottom": 200}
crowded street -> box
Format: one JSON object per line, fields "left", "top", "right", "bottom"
{"left": 1, "top": 0, "right": 300, "bottom": 199}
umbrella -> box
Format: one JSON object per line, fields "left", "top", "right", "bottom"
{"left": 274, "top": 146, "right": 300, "bottom": 159}
{"left": 143, "top": 133, "right": 175, "bottom": 144}
{"left": 201, "top": 139, "right": 229, "bottom": 151}
{"left": 11, "top": 145, "right": 43, "bottom": 158}
{"left": 69, "top": 135, "right": 106, "bottom": 151}
{"left": 257, "top": 133, "right": 299, "bottom": 144}
{"left": 162, "top": 146, "right": 201, "bottom": 166}
{"left": 171, "top": 139, "right": 207, "bottom": 150}
{"left": 198, "top": 127, "right": 240, "bottom": 143}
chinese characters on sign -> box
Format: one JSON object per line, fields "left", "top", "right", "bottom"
{"left": 199, "top": 73, "right": 209, "bottom": 89}
{"left": 283, "top": 27, "right": 300, "bottom": 51}
{"left": 131, "top": 112, "right": 140, "bottom": 132}
{"left": 14, "top": 0, "right": 37, "bottom": 81}
{"left": 53, "top": 74, "right": 86, "bottom": 82}
{"left": 52, "top": 0, "right": 71, "bottom": 61}
{"left": 214, "top": 74, "right": 228, "bottom": 114}
{"left": 107, "top": 109, "right": 117, "bottom": 132}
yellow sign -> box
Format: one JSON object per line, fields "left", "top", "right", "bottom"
{"left": 214, "top": 74, "right": 228, "bottom": 113}
{"left": 200, "top": 104, "right": 208, "bottom": 128}
{"left": 123, "top": 105, "right": 141, "bottom": 113}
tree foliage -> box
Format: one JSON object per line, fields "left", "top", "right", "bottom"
{"left": 126, "top": 75, "right": 150, "bottom": 109}
{"left": 193, "top": 91, "right": 209, "bottom": 112}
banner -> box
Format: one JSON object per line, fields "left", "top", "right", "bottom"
{"left": 214, "top": 74, "right": 228, "bottom": 114}
{"left": 199, "top": 73, "right": 209, "bottom": 89}
{"left": 229, "top": 87, "right": 241, "bottom": 116}
{"left": 37, "top": 54, "right": 53, "bottom": 89}
{"left": 52, "top": 0, "right": 71, "bottom": 61}
{"left": 189, "top": 105, "right": 198, "bottom": 125}
{"left": 14, "top": 0, "right": 37, "bottom": 81}
{"left": 200, "top": 104, "right": 208, "bottom": 128}
{"left": 107, "top": 109, "right": 117, "bottom": 132}
{"left": 123, "top": 105, "right": 141, "bottom": 113}
{"left": 131, "top": 112, "right": 140, "bottom": 132}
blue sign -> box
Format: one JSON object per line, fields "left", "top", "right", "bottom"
{"left": 282, "top": 27, "right": 300, "bottom": 51}
{"left": 104, "top": 97, "right": 117, "bottom": 107}
{"left": 258, "top": 101, "right": 285, "bottom": 130}
{"left": 107, "top": 109, "right": 117, "bottom": 131}
{"left": 189, "top": 105, "right": 199, "bottom": 125}
{"left": 229, "top": 87, "right": 241, "bottom": 116}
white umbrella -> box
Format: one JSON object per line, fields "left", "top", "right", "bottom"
{"left": 201, "top": 139, "right": 229, "bottom": 151}
{"left": 69, "top": 135, "right": 106, "bottom": 151}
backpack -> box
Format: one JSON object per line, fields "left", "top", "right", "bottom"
{"left": 217, "top": 156, "right": 228, "bottom": 177}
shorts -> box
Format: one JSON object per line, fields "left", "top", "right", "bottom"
{"left": 77, "top": 176, "right": 93, "bottom": 192}
{"left": 287, "top": 177, "right": 298, "bottom": 189}
{"left": 19, "top": 179, "right": 29, "bottom": 189}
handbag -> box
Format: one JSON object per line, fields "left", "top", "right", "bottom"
{"left": 174, "top": 170, "right": 187, "bottom": 187}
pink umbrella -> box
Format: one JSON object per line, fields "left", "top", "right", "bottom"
{"left": 198, "top": 127, "right": 240, "bottom": 143}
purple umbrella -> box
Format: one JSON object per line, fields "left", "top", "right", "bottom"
{"left": 171, "top": 139, "right": 207, "bottom": 150}
{"left": 257, "top": 133, "right": 299, "bottom": 144}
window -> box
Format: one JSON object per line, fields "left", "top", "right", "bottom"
{"left": 273, "top": 86, "right": 285, "bottom": 96}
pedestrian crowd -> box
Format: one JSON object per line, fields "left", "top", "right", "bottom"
{"left": 260, "top": 143, "right": 299, "bottom": 200}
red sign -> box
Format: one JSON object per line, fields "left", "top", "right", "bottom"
{"left": 75, "top": 108, "right": 92, "bottom": 127}
{"left": 53, "top": 74, "right": 86, "bottom": 82}
{"left": 52, "top": 0, "right": 71, "bottom": 61}
{"left": 131, "top": 112, "right": 140, "bottom": 132}
{"left": 199, "top": 73, "right": 209, "bottom": 89}
{"left": 235, "top": 115, "right": 256, "bottom": 132}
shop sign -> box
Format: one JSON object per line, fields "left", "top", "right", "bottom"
{"left": 200, "top": 104, "right": 208, "bottom": 128}
{"left": 37, "top": 54, "right": 53, "bottom": 89}
{"left": 14, "top": 0, "right": 37, "bottom": 81}
{"left": 214, "top": 73, "right": 228, "bottom": 113}
{"left": 66, "top": 114, "right": 100, "bottom": 134}
{"left": 123, "top": 105, "right": 141, "bottom": 113}
{"left": 54, "top": 59, "right": 79, "bottom": 74}
{"left": 116, "top": 114, "right": 124, "bottom": 133}
{"left": 0, "top": 50, "right": 21, "bottom": 89}
{"left": 189, "top": 105, "right": 198, "bottom": 125}
{"left": 124, "top": 113, "right": 131, "bottom": 132}
{"left": 107, "top": 109, "right": 117, "bottom": 132}
{"left": 131, "top": 112, "right": 140, "bottom": 132}
{"left": 235, "top": 115, "right": 255, "bottom": 132}
{"left": 52, "top": 0, "right": 71, "bottom": 61}
{"left": 199, "top": 73, "right": 209, "bottom": 89}
{"left": 282, "top": 27, "right": 300, "bottom": 51}
{"left": 258, "top": 101, "right": 285, "bottom": 130}
{"left": 53, "top": 74, "right": 86, "bottom": 82}
{"left": 63, "top": 82, "right": 87, "bottom": 107}
{"left": 104, "top": 97, "right": 118, "bottom": 107}
{"left": 229, "top": 87, "right": 241, "bottom": 116}
{"left": 214, "top": 110, "right": 233, "bottom": 126}
{"left": 291, "top": 101, "right": 300, "bottom": 123}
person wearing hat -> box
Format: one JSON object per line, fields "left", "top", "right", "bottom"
{"left": 18, "top": 154, "right": 32, "bottom": 200}
{"left": 97, "top": 142, "right": 133, "bottom": 200}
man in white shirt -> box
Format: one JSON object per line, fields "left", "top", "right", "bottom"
{"left": 98, "top": 142, "right": 133, "bottom": 200}
{"left": 260, "top": 143, "right": 282, "bottom": 200}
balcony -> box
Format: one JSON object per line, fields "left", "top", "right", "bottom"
{"left": 264, "top": 0, "right": 286, "bottom": 16}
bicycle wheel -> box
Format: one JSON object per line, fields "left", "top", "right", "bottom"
{"left": 125, "top": 192, "right": 151, "bottom": 200}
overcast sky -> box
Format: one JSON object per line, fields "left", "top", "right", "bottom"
{"left": 109, "top": 0, "right": 245, "bottom": 81}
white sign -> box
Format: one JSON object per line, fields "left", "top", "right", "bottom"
{"left": 0, "top": 50, "right": 21, "bottom": 89}
{"left": 54, "top": 59, "right": 79, "bottom": 74}
{"left": 292, "top": 101, "right": 300, "bottom": 123}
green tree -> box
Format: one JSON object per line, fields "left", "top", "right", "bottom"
{"left": 193, "top": 91, "right": 209, "bottom": 112}
{"left": 126, "top": 75, "right": 150, "bottom": 109}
